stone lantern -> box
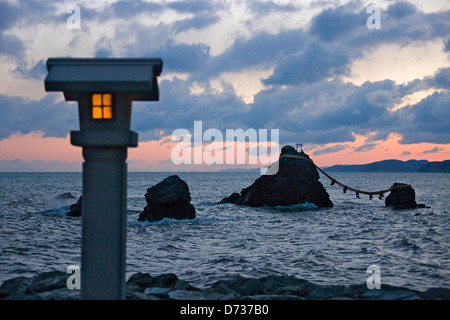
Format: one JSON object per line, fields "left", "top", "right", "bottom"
{"left": 45, "top": 58, "right": 163, "bottom": 299}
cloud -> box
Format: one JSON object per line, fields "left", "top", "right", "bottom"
{"left": 110, "top": 1, "right": 164, "bottom": 18}
{"left": 131, "top": 77, "right": 248, "bottom": 141}
{"left": 0, "top": 93, "right": 77, "bottom": 140}
{"left": 365, "top": 89, "right": 400, "bottom": 108}
{"left": 386, "top": 1, "right": 417, "bottom": 19}
{"left": 445, "top": 39, "right": 450, "bottom": 52}
{"left": 14, "top": 59, "right": 47, "bottom": 80}
{"left": 309, "top": 2, "right": 365, "bottom": 42}
{"left": 1, "top": 0, "right": 449, "bottom": 153}
{"left": 0, "top": 1, "right": 20, "bottom": 31}
{"left": 354, "top": 142, "right": 378, "bottom": 153}
{"left": 248, "top": 1, "right": 298, "bottom": 16}
{"left": 0, "top": 159, "right": 80, "bottom": 172}
{"left": 427, "top": 67, "right": 450, "bottom": 90}
{"left": 208, "top": 30, "right": 306, "bottom": 76}
{"left": 400, "top": 151, "right": 411, "bottom": 156}
{"left": 397, "top": 91, "right": 450, "bottom": 144}
{"left": 173, "top": 13, "right": 220, "bottom": 34}
{"left": 263, "top": 42, "right": 351, "bottom": 85}
{"left": 313, "top": 144, "right": 349, "bottom": 156}
{"left": 168, "top": 0, "right": 219, "bottom": 14}
{"left": 422, "top": 146, "right": 444, "bottom": 154}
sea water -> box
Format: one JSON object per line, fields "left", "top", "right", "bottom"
{"left": 0, "top": 171, "right": 449, "bottom": 291}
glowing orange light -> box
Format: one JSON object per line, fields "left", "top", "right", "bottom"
{"left": 92, "top": 93, "right": 113, "bottom": 119}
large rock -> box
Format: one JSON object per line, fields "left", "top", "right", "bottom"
{"left": 138, "top": 175, "right": 196, "bottom": 222}
{"left": 219, "top": 145, "right": 333, "bottom": 208}
{"left": 385, "top": 183, "right": 428, "bottom": 209}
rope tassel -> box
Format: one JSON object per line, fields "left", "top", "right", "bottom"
{"left": 343, "top": 187, "right": 348, "bottom": 193}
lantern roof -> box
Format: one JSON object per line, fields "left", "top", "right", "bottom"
{"left": 45, "top": 58, "right": 163, "bottom": 101}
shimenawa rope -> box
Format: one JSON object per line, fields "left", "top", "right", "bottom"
{"left": 279, "top": 154, "right": 411, "bottom": 200}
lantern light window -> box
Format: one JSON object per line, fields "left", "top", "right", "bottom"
{"left": 92, "top": 93, "right": 113, "bottom": 119}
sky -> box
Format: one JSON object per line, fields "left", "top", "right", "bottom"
{"left": 0, "top": 0, "right": 449, "bottom": 172}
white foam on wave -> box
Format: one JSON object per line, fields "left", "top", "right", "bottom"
{"left": 272, "top": 202, "right": 319, "bottom": 211}
{"left": 37, "top": 206, "right": 71, "bottom": 216}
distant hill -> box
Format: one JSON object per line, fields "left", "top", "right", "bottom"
{"left": 219, "top": 168, "right": 260, "bottom": 173}
{"left": 417, "top": 160, "right": 450, "bottom": 173}
{"left": 324, "top": 159, "right": 430, "bottom": 173}
{"left": 219, "top": 159, "right": 450, "bottom": 173}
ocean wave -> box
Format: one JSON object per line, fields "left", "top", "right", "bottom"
{"left": 271, "top": 202, "right": 319, "bottom": 211}
{"left": 128, "top": 216, "right": 233, "bottom": 229}
{"left": 36, "top": 206, "right": 71, "bottom": 217}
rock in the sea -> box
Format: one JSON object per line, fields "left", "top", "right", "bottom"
{"left": 385, "top": 183, "right": 428, "bottom": 209}
{"left": 138, "top": 175, "right": 196, "bottom": 222}
{"left": 67, "top": 196, "right": 82, "bottom": 217}
{"left": 55, "top": 192, "right": 77, "bottom": 200}
{"left": 219, "top": 145, "right": 333, "bottom": 208}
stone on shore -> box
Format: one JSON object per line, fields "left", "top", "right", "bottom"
{"left": 2, "top": 271, "right": 449, "bottom": 300}
{"left": 385, "top": 183, "right": 428, "bottom": 209}
{"left": 138, "top": 175, "right": 196, "bottom": 222}
{"left": 219, "top": 145, "right": 333, "bottom": 208}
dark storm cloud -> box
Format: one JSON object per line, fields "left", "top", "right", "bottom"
{"left": 396, "top": 91, "right": 450, "bottom": 144}
{"left": 208, "top": 29, "right": 307, "bottom": 76}
{"left": 0, "top": 2, "right": 24, "bottom": 57}
{"left": 131, "top": 78, "right": 248, "bottom": 141}
{"left": 427, "top": 67, "right": 450, "bottom": 90}
{"left": 0, "top": 1, "right": 20, "bottom": 31}
{"left": 144, "top": 41, "right": 211, "bottom": 73}
{"left": 385, "top": 1, "right": 417, "bottom": 19}
{"left": 0, "top": 94, "right": 77, "bottom": 140}
{"left": 262, "top": 42, "right": 351, "bottom": 85}
{"left": 309, "top": 2, "right": 366, "bottom": 42}
{"left": 2, "top": 0, "right": 449, "bottom": 149}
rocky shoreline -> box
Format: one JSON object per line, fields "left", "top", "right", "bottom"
{"left": 1, "top": 271, "right": 449, "bottom": 300}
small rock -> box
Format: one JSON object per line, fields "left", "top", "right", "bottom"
{"left": 67, "top": 196, "right": 82, "bottom": 217}
{"left": 144, "top": 287, "right": 172, "bottom": 298}
{"left": 30, "top": 271, "right": 67, "bottom": 293}
{"left": 424, "top": 287, "right": 450, "bottom": 300}
{"left": 37, "top": 288, "right": 80, "bottom": 300}
{"left": 385, "top": 183, "right": 428, "bottom": 209}
{"left": 168, "top": 290, "right": 209, "bottom": 300}
{"left": 0, "top": 276, "right": 32, "bottom": 296}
